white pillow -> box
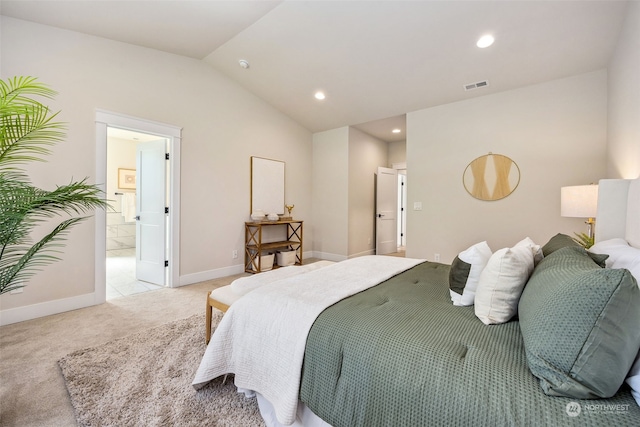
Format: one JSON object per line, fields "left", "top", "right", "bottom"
{"left": 474, "top": 245, "right": 535, "bottom": 325}
{"left": 591, "top": 238, "right": 640, "bottom": 406}
{"left": 627, "top": 354, "right": 640, "bottom": 407}
{"left": 589, "top": 238, "right": 640, "bottom": 284}
{"left": 515, "top": 237, "right": 543, "bottom": 265}
{"left": 448, "top": 241, "right": 492, "bottom": 306}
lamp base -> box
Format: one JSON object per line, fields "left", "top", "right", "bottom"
{"left": 585, "top": 217, "right": 595, "bottom": 240}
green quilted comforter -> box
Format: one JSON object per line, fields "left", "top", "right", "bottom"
{"left": 299, "top": 261, "right": 640, "bottom": 426}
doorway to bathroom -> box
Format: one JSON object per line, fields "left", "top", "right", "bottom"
{"left": 95, "top": 110, "right": 181, "bottom": 303}
{"left": 105, "top": 127, "right": 167, "bottom": 299}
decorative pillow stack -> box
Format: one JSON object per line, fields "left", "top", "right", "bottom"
{"left": 518, "top": 245, "right": 640, "bottom": 399}
{"left": 448, "top": 241, "right": 492, "bottom": 306}
{"left": 473, "top": 237, "right": 541, "bottom": 325}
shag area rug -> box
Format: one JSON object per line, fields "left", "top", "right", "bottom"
{"left": 58, "top": 314, "right": 265, "bottom": 427}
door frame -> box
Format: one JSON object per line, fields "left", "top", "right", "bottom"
{"left": 95, "top": 110, "right": 182, "bottom": 304}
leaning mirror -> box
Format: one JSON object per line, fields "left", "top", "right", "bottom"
{"left": 463, "top": 153, "right": 520, "bottom": 201}
{"left": 250, "top": 156, "right": 285, "bottom": 215}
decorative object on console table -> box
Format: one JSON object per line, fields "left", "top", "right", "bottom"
{"left": 284, "top": 204, "right": 295, "bottom": 219}
{"left": 244, "top": 219, "right": 303, "bottom": 273}
{"left": 561, "top": 184, "right": 598, "bottom": 248}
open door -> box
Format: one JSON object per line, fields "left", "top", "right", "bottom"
{"left": 376, "top": 167, "right": 398, "bottom": 255}
{"left": 136, "top": 139, "right": 167, "bottom": 285}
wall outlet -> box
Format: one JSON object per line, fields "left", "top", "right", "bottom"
{"left": 434, "top": 253, "right": 441, "bottom": 262}
{"left": 10, "top": 286, "right": 24, "bottom": 294}
{"left": 232, "top": 250, "right": 238, "bottom": 259}
{"left": 413, "top": 202, "right": 422, "bottom": 211}
{"left": 367, "top": 238, "right": 371, "bottom": 245}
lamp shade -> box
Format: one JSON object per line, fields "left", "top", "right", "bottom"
{"left": 561, "top": 185, "right": 598, "bottom": 218}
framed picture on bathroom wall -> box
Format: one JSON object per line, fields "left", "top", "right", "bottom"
{"left": 118, "top": 168, "right": 136, "bottom": 190}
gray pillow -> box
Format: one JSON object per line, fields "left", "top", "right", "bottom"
{"left": 518, "top": 246, "right": 640, "bottom": 399}
{"left": 540, "top": 233, "right": 580, "bottom": 257}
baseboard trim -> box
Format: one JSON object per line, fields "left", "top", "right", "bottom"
{"left": 178, "top": 264, "right": 245, "bottom": 287}
{"left": 1, "top": 253, "right": 334, "bottom": 325}
{"left": 311, "top": 251, "right": 348, "bottom": 262}
{"left": 0, "top": 292, "right": 99, "bottom": 326}
{"left": 348, "top": 249, "right": 376, "bottom": 258}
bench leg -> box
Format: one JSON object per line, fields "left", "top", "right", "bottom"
{"left": 205, "top": 291, "right": 212, "bottom": 345}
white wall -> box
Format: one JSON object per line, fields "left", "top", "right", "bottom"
{"left": 0, "top": 17, "right": 312, "bottom": 316}
{"left": 388, "top": 140, "right": 407, "bottom": 167}
{"left": 348, "top": 128, "right": 388, "bottom": 257}
{"left": 607, "top": 0, "right": 640, "bottom": 179}
{"left": 106, "top": 137, "right": 137, "bottom": 250}
{"left": 312, "top": 128, "right": 349, "bottom": 260}
{"left": 406, "top": 71, "right": 608, "bottom": 263}
{"left": 106, "top": 137, "right": 136, "bottom": 204}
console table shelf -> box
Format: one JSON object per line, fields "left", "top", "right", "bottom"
{"left": 244, "top": 220, "right": 303, "bottom": 273}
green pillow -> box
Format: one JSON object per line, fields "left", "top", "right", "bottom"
{"left": 541, "top": 233, "right": 580, "bottom": 257}
{"left": 518, "top": 246, "right": 640, "bottom": 399}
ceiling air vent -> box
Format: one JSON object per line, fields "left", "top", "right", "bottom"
{"left": 464, "top": 80, "right": 489, "bottom": 91}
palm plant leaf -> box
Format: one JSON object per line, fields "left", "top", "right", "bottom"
{"left": 0, "top": 176, "right": 107, "bottom": 249}
{"left": 0, "top": 78, "right": 66, "bottom": 169}
{"left": 0, "top": 217, "right": 85, "bottom": 294}
{"left": 0, "top": 76, "right": 111, "bottom": 295}
{"left": 0, "top": 76, "right": 57, "bottom": 109}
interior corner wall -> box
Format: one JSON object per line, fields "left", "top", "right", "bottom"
{"left": 312, "top": 127, "right": 349, "bottom": 260}
{"left": 388, "top": 140, "right": 407, "bottom": 166}
{"left": 348, "top": 128, "right": 388, "bottom": 257}
{"left": 607, "top": 0, "right": 640, "bottom": 179}
{"left": 0, "top": 17, "right": 312, "bottom": 317}
{"left": 406, "top": 71, "right": 608, "bottom": 263}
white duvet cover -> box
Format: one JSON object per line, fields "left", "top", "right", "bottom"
{"left": 192, "top": 255, "right": 424, "bottom": 425}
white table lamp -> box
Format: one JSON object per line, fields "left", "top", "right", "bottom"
{"left": 561, "top": 184, "right": 598, "bottom": 239}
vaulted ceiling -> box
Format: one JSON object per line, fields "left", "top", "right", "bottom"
{"left": 1, "top": 1, "right": 629, "bottom": 142}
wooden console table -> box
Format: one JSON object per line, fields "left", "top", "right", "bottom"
{"left": 245, "top": 220, "right": 303, "bottom": 273}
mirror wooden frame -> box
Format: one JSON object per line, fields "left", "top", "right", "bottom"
{"left": 250, "top": 156, "right": 285, "bottom": 215}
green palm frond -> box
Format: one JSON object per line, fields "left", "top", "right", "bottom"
{"left": 0, "top": 176, "right": 107, "bottom": 248}
{"left": 0, "top": 76, "right": 57, "bottom": 109}
{"left": 0, "top": 217, "right": 84, "bottom": 294}
{"left": 0, "top": 76, "right": 110, "bottom": 295}
{"left": 572, "top": 232, "right": 595, "bottom": 249}
{"left": 1, "top": 78, "right": 66, "bottom": 169}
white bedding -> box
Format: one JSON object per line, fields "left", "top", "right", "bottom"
{"left": 230, "top": 260, "right": 335, "bottom": 295}
{"left": 192, "top": 255, "right": 424, "bottom": 425}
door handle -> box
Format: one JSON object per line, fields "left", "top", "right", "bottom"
{"left": 377, "top": 213, "right": 384, "bottom": 218}
{"left": 135, "top": 215, "right": 140, "bottom": 221}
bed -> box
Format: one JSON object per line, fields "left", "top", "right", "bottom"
{"left": 194, "top": 177, "right": 640, "bottom": 426}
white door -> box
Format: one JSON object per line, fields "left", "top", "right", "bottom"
{"left": 136, "top": 139, "right": 167, "bottom": 285}
{"left": 376, "top": 167, "right": 398, "bottom": 255}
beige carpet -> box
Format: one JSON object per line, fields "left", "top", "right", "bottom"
{"left": 0, "top": 275, "right": 244, "bottom": 426}
{"left": 58, "top": 314, "right": 264, "bottom": 427}
{"left": 0, "top": 259, "right": 322, "bottom": 426}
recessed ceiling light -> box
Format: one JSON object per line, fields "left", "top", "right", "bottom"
{"left": 239, "top": 59, "right": 250, "bottom": 69}
{"left": 314, "top": 91, "right": 326, "bottom": 100}
{"left": 392, "top": 129, "right": 401, "bottom": 134}
{"left": 476, "top": 35, "right": 495, "bottom": 48}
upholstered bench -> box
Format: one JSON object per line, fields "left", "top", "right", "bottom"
{"left": 205, "top": 260, "right": 335, "bottom": 344}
